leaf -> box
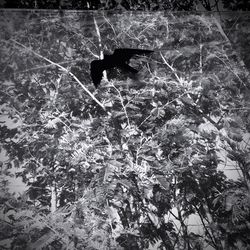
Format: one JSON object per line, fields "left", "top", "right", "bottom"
{"left": 140, "top": 155, "right": 155, "bottom": 162}
{"left": 0, "top": 239, "right": 12, "bottom": 249}
{"left": 155, "top": 175, "right": 170, "bottom": 190}
{"left": 14, "top": 210, "right": 34, "bottom": 220}
{"left": 126, "top": 103, "right": 141, "bottom": 110}
{"left": 225, "top": 195, "right": 234, "bottom": 212}
{"left": 181, "top": 96, "right": 194, "bottom": 105}
{"left": 45, "top": 118, "right": 60, "bottom": 129}
{"left": 28, "top": 231, "right": 57, "bottom": 250}
{"left": 113, "top": 111, "right": 126, "bottom": 118}
{"left": 228, "top": 127, "right": 243, "bottom": 142}
{"left": 108, "top": 159, "right": 123, "bottom": 168}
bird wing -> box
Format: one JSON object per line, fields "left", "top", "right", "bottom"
{"left": 120, "top": 63, "right": 138, "bottom": 74}
{"left": 90, "top": 60, "right": 104, "bottom": 88}
{"left": 113, "top": 48, "right": 154, "bottom": 61}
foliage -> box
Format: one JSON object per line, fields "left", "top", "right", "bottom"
{"left": 0, "top": 0, "right": 250, "bottom": 10}
{"left": 222, "top": 0, "right": 250, "bottom": 10}
{"left": 223, "top": 14, "right": 250, "bottom": 73}
{"left": 0, "top": 11, "right": 250, "bottom": 250}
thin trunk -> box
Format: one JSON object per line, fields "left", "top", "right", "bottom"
{"left": 51, "top": 181, "right": 57, "bottom": 213}
{"left": 177, "top": 206, "right": 191, "bottom": 250}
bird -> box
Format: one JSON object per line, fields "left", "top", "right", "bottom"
{"left": 90, "top": 48, "right": 154, "bottom": 88}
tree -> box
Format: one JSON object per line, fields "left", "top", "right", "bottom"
{"left": 0, "top": 11, "right": 250, "bottom": 250}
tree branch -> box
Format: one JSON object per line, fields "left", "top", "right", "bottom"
{"left": 9, "top": 39, "right": 106, "bottom": 111}
{"left": 160, "top": 52, "right": 181, "bottom": 83}
{"left": 111, "top": 81, "right": 130, "bottom": 127}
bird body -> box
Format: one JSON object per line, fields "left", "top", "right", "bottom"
{"left": 90, "top": 48, "right": 153, "bottom": 88}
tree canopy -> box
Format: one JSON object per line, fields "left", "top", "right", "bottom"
{"left": 0, "top": 11, "right": 250, "bottom": 250}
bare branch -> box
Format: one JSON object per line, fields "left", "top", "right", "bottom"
{"left": 9, "top": 39, "right": 106, "bottom": 111}
{"left": 160, "top": 52, "right": 181, "bottom": 83}
{"left": 15, "top": 59, "right": 81, "bottom": 74}
{"left": 102, "top": 14, "right": 117, "bottom": 37}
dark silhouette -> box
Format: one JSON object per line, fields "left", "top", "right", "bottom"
{"left": 90, "top": 48, "right": 154, "bottom": 88}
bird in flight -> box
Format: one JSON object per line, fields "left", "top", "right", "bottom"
{"left": 90, "top": 48, "right": 154, "bottom": 88}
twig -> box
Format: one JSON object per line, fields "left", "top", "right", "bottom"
{"left": 138, "top": 23, "right": 155, "bottom": 38}
{"left": 15, "top": 59, "right": 81, "bottom": 74}
{"left": 192, "top": 203, "right": 218, "bottom": 249}
{"left": 111, "top": 81, "right": 130, "bottom": 127}
{"left": 9, "top": 39, "right": 106, "bottom": 111}
{"left": 52, "top": 71, "right": 64, "bottom": 105}
{"left": 85, "top": 46, "right": 99, "bottom": 59}
{"left": 199, "top": 44, "right": 203, "bottom": 74}
{"left": 225, "top": 15, "right": 240, "bottom": 37}
{"left": 213, "top": 16, "right": 250, "bottom": 84}
{"left": 135, "top": 136, "right": 151, "bottom": 166}
{"left": 102, "top": 14, "right": 117, "bottom": 37}
{"left": 160, "top": 52, "right": 181, "bottom": 83}
{"left": 213, "top": 53, "right": 246, "bottom": 87}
